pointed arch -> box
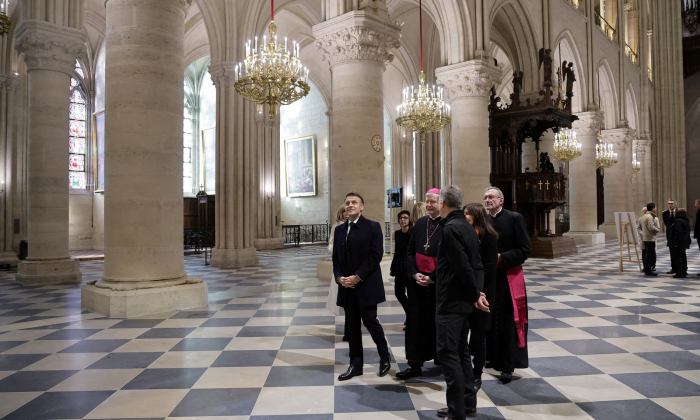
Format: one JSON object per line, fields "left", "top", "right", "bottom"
{"left": 625, "top": 83, "right": 640, "bottom": 131}
{"left": 553, "top": 30, "right": 588, "bottom": 113}
{"left": 596, "top": 58, "right": 619, "bottom": 129}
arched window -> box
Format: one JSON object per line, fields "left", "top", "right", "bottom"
{"left": 69, "top": 60, "right": 87, "bottom": 190}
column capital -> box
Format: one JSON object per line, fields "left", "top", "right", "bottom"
{"left": 14, "top": 20, "right": 86, "bottom": 75}
{"left": 208, "top": 62, "right": 236, "bottom": 87}
{"left": 601, "top": 127, "right": 634, "bottom": 147}
{"left": 435, "top": 60, "right": 502, "bottom": 100}
{"left": 572, "top": 111, "right": 605, "bottom": 136}
{"left": 5, "top": 75, "right": 20, "bottom": 93}
{"left": 313, "top": 11, "right": 401, "bottom": 69}
{"left": 633, "top": 138, "right": 652, "bottom": 158}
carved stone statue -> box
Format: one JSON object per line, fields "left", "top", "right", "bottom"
{"left": 563, "top": 61, "right": 576, "bottom": 99}
{"left": 511, "top": 70, "right": 523, "bottom": 106}
{"left": 539, "top": 48, "right": 553, "bottom": 86}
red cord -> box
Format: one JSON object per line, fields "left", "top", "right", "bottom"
{"left": 420, "top": 0, "right": 423, "bottom": 71}
{"left": 272, "top": 0, "right": 274, "bottom": 21}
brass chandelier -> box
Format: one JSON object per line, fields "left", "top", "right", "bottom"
{"left": 632, "top": 152, "right": 641, "bottom": 173}
{"left": 396, "top": 0, "right": 450, "bottom": 143}
{"left": 595, "top": 127, "right": 617, "bottom": 173}
{"left": 553, "top": 129, "right": 582, "bottom": 167}
{"left": 0, "top": 0, "right": 11, "bottom": 37}
{"left": 234, "top": 0, "right": 310, "bottom": 120}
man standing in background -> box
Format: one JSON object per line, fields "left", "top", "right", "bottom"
{"left": 663, "top": 199, "right": 678, "bottom": 274}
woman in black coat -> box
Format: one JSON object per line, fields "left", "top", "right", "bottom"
{"left": 670, "top": 208, "right": 692, "bottom": 278}
{"left": 390, "top": 210, "right": 412, "bottom": 316}
{"left": 463, "top": 202, "right": 499, "bottom": 390}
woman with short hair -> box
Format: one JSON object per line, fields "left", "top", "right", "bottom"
{"left": 390, "top": 210, "right": 413, "bottom": 318}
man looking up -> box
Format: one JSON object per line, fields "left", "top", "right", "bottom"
{"left": 397, "top": 188, "right": 442, "bottom": 380}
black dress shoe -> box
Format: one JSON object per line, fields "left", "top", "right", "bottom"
{"left": 667, "top": 270, "right": 676, "bottom": 274}
{"left": 500, "top": 371, "right": 513, "bottom": 383}
{"left": 466, "top": 406, "right": 477, "bottom": 417}
{"left": 396, "top": 366, "right": 422, "bottom": 380}
{"left": 378, "top": 360, "right": 391, "bottom": 377}
{"left": 437, "top": 407, "right": 449, "bottom": 418}
{"left": 437, "top": 407, "right": 476, "bottom": 418}
{"left": 484, "top": 361, "right": 493, "bottom": 369}
{"left": 342, "top": 336, "right": 349, "bottom": 342}
{"left": 674, "top": 274, "right": 687, "bottom": 278}
{"left": 338, "top": 366, "right": 363, "bottom": 381}
{"left": 645, "top": 272, "right": 659, "bottom": 277}
{"left": 474, "top": 378, "right": 483, "bottom": 392}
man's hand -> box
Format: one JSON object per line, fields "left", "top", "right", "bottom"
{"left": 474, "top": 293, "right": 490, "bottom": 312}
{"left": 417, "top": 276, "right": 434, "bottom": 287}
{"left": 340, "top": 275, "right": 360, "bottom": 288}
{"left": 413, "top": 273, "right": 424, "bottom": 281}
{"left": 497, "top": 253, "right": 502, "bottom": 263}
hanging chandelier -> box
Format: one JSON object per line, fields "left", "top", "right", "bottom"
{"left": 553, "top": 129, "right": 582, "bottom": 167}
{"left": 632, "top": 152, "right": 641, "bottom": 173}
{"left": 396, "top": 0, "right": 450, "bottom": 144}
{"left": 595, "top": 128, "right": 617, "bottom": 173}
{"left": 233, "top": 0, "right": 310, "bottom": 120}
{"left": 0, "top": 0, "right": 11, "bottom": 37}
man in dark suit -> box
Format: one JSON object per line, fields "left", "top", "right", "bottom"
{"left": 484, "top": 186, "right": 532, "bottom": 383}
{"left": 663, "top": 199, "right": 678, "bottom": 274}
{"left": 332, "top": 191, "right": 391, "bottom": 381}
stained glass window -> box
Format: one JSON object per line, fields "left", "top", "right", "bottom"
{"left": 74, "top": 60, "right": 84, "bottom": 79}
{"left": 70, "top": 78, "right": 79, "bottom": 89}
{"left": 69, "top": 88, "right": 87, "bottom": 190}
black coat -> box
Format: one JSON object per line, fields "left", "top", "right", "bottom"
{"left": 471, "top": 231, "right": 498, "bottom": 329}
{"left": 695, "top": 209, "right": 700, "bottom": 240}
{"left": 669, "top": 218, "right": 692, "bottom": 249}
{"left": 390, "top": 229, "right": 411, "bottom": 278}
{"left": 490, "top": 208, "right": 532, "bottom": 268}
{"left": 435, "top": 210, "right": 481, "bottom": 314}
{"left": 332, "top": 215, "right": 386, "bottom": 307}
{"left": 663, "top": 209, "right": 677, "bottom": 244}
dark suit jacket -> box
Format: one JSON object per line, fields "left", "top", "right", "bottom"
{"left": 490, "top": 208, "right": 532, "bottom": 269}
{"left": 695, "top": 210, "right": 700, "bottom": 240}
{"left": 669, "top": 218, "right": 692, "bottom": 249}
{"left": 663, "top": 210, "right": 677, "bottom": 244}
{"left": 332, "top": 215, "right": 386, "bottom": 307}
{"left": 472, "top": 232, "right": 498, "bottom": 329}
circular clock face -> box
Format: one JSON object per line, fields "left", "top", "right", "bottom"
{"left": 371, "top": 135, "right": 382, "bottom": 152}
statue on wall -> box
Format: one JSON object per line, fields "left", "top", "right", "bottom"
{"left": 511, "top": 71, "right": 523, "bottom": 106}
{"left": 539, "top": 48, "right": 553, "bottom": 86}
{"left": 563, "top": 61, "right": 576, "bottom": 99}
{"left": 539, "top": 152, "right": 555, "bottom": 173}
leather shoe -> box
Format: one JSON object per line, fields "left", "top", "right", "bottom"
{"left": 437, "top": 407, "right": 449, "bottom": 418}
{"left": 396, "top": 366, "right": 422, "bottom": 380}
{"left": 378, "top": 360, "right": 391, "bottom": 377}
{"left": 500, "top": 371, "right": 513, "bottom": 384}
{"left": 474, "top": 378, "right": 483, "bottom": 392}
{"left": 667, "top": 270, "right": 676, "bottom": 274}
{"left": 338, "top": 366, "right": 363, "bottom": 381}
{"left": 437, "top": 407, "right": 476, "bottom": 418}
{"left": 645, "top": 272, "right": 659, "bottom": 277}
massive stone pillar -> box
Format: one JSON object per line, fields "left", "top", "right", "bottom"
{"left": 207, "top": 62, "right": 258, "bottom": 268}
{"left": 13, "top": 20, "right": 84, "bottom": 285}
{"left": 414, "top": 131, "right": 441, "bottom": 198}
{"left": 314, "top": 11, "right": 400, "bottom": 232}
{"left": 564, "top": 112, "right": 606, "bottom": 244}
{"left": 0, "top": 76, "right": 19, "bottom": 266}
{"left": 632, "top": 138, "right": 653, "bottom": 210}
{"left": 599, "top": 128, "right": 632, "bottom": 237}
{"left": 82, "top": 0, "right": 207, "bottom": 317}
{"left": 255, "top": 105, "right": 284, "bottom": 250}
{"left": 436, "top": 60, "right": 501, "bottom": 204}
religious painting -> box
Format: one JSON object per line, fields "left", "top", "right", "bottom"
{"left": 93, "top": 110, "right": 105, "bottom": 192}
{"left": 284, "top": 135, "right": 316, "bottom": 197}
{"left": 201, "top": 127, "right": 216, "bottom": 194}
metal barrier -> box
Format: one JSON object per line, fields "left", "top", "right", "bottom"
{"left": 184, "top": 228, "right": 215, "bottom": 264}
{"left": 282, "top": 222, "right": 330, "bottom": 246}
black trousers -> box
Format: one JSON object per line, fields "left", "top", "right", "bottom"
{"left": 669, "top": 245, "right": 678, "bottom": 273}
{"left": 436, "top": 312, "right": 477, "bottom": 420}
{"left": 671, "top": 247, "right": 688, "bottom": 275}
{"left": 394, "top": 274, "right": 409, "bottom": 315}
{"left": 641, "top": 248, "right": 647, "bottom": 271}
{"left": 644, "top": 242, "right": 657, "bottom": 274}
{"left": 468, "top": 328, "right": 487, "bottom": 379}
{"left": 344, "top": 289, "right": 390, "bottom": 368}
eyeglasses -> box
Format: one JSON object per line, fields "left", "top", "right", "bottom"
{"left": 484, "top": 195, "right": 499, "bottom": 200}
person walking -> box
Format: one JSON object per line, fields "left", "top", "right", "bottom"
{"left": 434, "top": 185, "right": 484, "bottom": 420}
{"left": 669, "top": 208, "right": 691, "bottom": 278}
{"left": 333, "top": 192, "right": 391, "bottom": 381}
{"left": 390, "top": 210, "right": 412, "bottom": 317}
{"left": 463, "top": 202, "right": 498, "bottom": 392}
{"left": 641, "top": 203, "right": 661, "bottom": 277}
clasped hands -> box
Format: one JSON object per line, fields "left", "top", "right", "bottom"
{"left": 474, "top": 292, "right": 490, "bottom": 313}
{"left": 413, "top": 273, "right": 434, "bottom": 287}
{"left": 338, "top": 275, "right": 360, "bottom": 288}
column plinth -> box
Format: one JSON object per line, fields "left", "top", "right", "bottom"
{"left": 436, "top": 60, "right": 501, "bottom": 204}
{"left": 564, "top": 112, "right": 606, "bottom": 245}
{"left": 314, "top": 11, "right": 400, "bottom": 233}
{"left": 14, "top": 20, "right": 86, "bottom": 285}
{"left": 82, "top": 0, "right": 207, "bottom": 317}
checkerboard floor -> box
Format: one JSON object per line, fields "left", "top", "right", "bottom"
{"left": 0, "top": 239, "right": 699, "bottom": 419}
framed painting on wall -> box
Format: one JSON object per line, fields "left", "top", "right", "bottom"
{"left": 93, "top": 110, "right": 105, "bottom": 192}
{"left": 201, "top": 127, "right": 216, "bottom": 194}
{"left": 284, "top": 135, "right": 316, "bottom": 197}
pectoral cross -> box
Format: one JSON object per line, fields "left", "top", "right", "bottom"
{"left": 545, "top": 181, "right": 550, "bottom": 190}
{"left": 538, "top": 180, "right": 543, "bottom": 190}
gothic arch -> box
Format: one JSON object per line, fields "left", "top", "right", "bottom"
{"left": 625, "top": 83, "right": 640, "bottom": 131}
{"left": 553, "top": 30, "right": 587, "bottom": 113}
{"left": 596, "top": 58, "right": 619, "bottom": 129}
{"left": 194, "top": 0, "right": 227, "bottom": 63}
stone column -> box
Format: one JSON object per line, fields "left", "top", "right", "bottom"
{"left": 82, "top": 0, "right": 207, "bottom": 317}
{"left": 414, "top": 131, "right": 441, "bottom": 198}
{"left": 13, "top": 20, "right": 84, "bottom": 285}
{"left": 207, "top": 62, "right": 258, "bottom": 268}
{"left": 0, "top": 76, "right": 19, "bottom": 266}
{"left": 314, "top": 11, "right": 400, "bottom": 233}
{"left": 255, "top": 104, "right": 284, "bottom": 250}
{"left": 599, "top": 128, "right": 631, "bottom": 237}
{"left": 564, "top": 112, "right": 606, "bottom": 244}
{"left": 632, "top": 138, "right": 653, "bottom": 210}
{"left": 436, "top": 60, "right": 501, "bottom": 204}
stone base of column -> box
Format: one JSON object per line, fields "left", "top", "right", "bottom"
{"left": 254, "top": 237, "right": 284, "bottom": 250}
{"left": 0, "top": 252, "right": 20, "bottom": 267}
{"left": 16, "top": 259, "right": 82, "bottom": 286}
{"left": 211, "top": 248, "right": 258, "bottom": 268}
{"left": 599, "top": 223, "right": 622, "bottom": 239}
{"left": 81, "top": 278, "right": 208, "bottom": 318}
{"left": 563, "top": 231, "right": 607, "bottom": 245}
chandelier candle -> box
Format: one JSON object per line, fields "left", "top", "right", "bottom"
{"left": 553, "top": 129, "right": 582, "bottom": 167}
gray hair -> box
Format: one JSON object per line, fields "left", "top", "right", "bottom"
{"left": 440, "top": 185, "right": 464, "bottom": 209}
{"left": 668, "top": 199, "right": 677, "bottom": 203}
{"left": 484, "top": 186, "right": 504, "bottom": 199}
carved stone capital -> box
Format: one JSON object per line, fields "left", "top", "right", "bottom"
{"left": 572, "top": 112, "right": 605, "bottom": 136}
{"left": 14, "top": 20, "right": 86, "bottom": 75}
{"left": 208, "top": 62, "right": 236, "bottom": 88}
{"left": 602, "top": 128, "right": 633, "bottom": 147}
{"left": 633, "top": 138, "right": 652, "bottom": 158}
{"left": 313, "top": 11, "right": 401, "bottom": 69}
{"left": 2, "top": 75, "right": 19, "bottom": 93}
{"left": 435, "top": 60, "right": 502, "bottom": 100}
{"left": 628, "top": 10, "right": 639, "bottom": 18}
{"left": 180, "top": 0, "right": 192, "bottom": 7}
